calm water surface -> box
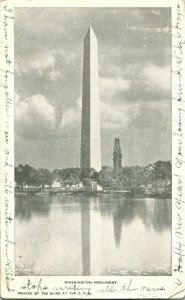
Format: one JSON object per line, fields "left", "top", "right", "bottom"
{"left": 15, "top": 194, "right": 171, "bottom": 276}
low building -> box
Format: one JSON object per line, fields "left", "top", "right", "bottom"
{"left": 85, "top": 181, "right": 103, "bottom": 192}
{"left": 51, "top": 181, "right": 61, "bottom": 188}
{"left": 71, "top": 182, "right": 83, "bottom": 190}
{"left": 77, "top": 182, "right": 83, "bottom": 189}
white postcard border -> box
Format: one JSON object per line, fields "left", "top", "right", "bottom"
{"left": 0, "top": 0, "right": 185, "bottom": 298}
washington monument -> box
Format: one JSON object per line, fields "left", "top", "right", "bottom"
{"left": 80, "top": 27, "right": 101, "bottom": 171}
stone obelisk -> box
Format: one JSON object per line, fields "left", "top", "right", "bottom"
{"left": 80, "top": 26, "right": 101, "bottom": 171}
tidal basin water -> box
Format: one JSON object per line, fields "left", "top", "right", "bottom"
{"left": 15, "top": 194, "right": 171, "bottom": 276}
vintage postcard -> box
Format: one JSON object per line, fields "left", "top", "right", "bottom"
{"left": 0, "top": 0, "right": 185, "bottom": 298}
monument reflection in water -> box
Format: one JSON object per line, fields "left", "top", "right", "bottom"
{"left": 15, "top": 194, "right": 171, "bottom": 276}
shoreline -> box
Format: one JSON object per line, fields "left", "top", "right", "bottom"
{"left": 15, "top": 189, "right": 171, "bottom": 199}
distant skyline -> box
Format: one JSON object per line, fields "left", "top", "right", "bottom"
{"left": 15, "top": 7, "right": 171, "bottom": 170}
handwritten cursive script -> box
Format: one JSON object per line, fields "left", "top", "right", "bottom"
{"left": 172, "top": 1, "right": 185, "bottom": 292}
{"left": 1, "top": 4, "right": 15, "bottom": 294}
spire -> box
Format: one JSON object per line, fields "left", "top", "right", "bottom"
{"left": 113, "top": 138, "right": 122, "bottom": 173}
{"left": 84, "top": 26, "right": 97, "bottom": 41}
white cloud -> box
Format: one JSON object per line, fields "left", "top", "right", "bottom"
{"left": 129, "top": 26, "right": 170, "bottom": 33}
{"left": 30, "top": 53, "right": 55, "bottom": 75}
{"left": 100, "top": 100, "right": 140, "bottom": 130}
{"left": 48, "top": 70, "right": 62, "bottom": 81}
{"left": 15, "top": 94, "right": 56, "bottom": 140}
{"left": 15, "top": 94, "right": 82, "bottom": 139}
{"left": 100, "top": 96, "right": 171, "bottom": 133}
{"left": 15, "top": 94, "right": 55, "bottom": 124}
{"left": 15, "top": 52, "right": 56, "bottom": 76}
{"left": 62, "top": 97, "right": 82, "bottom": 126}
{"left": 100, "top": 77, "right": 130, "bottom": 96}
{"left": 55, "top": 97, "right": 81, "bottom": 129}
{"left": 139, "top": 64, "right": 171, "bottom": 92}
{"left": 15, "top": 92, "right": 20, "bottom": 105}
{"left": 76, "top": 97, "right": 82, "bottom": 110}
{"left": 62, "top": 108, "right": 79, "bottom": 127}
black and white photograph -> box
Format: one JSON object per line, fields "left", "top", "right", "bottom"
{"left": 14, "top": 7, "right": 172, "bottom": 276}
{"left": 1, "top": 0, "right": 185, "bottom": 299}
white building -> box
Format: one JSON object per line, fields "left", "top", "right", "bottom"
{"left": 51, "top": 181, "right": 61, "bottom": 188}
{"left": 85, "top": 181, "right": 102, "bottom": 192}
{"left": 71, "top": 182, "right": 83, "bottom": 190}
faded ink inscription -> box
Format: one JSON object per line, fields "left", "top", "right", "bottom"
{"left": 1, "top": 4, "right": 14, "bottom": 293}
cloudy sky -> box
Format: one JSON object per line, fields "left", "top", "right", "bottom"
{"left": 15, "top": 7, "right": 171, "bottom": 170}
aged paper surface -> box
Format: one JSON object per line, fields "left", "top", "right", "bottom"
{"left": 0, "top": 0, "right": 185, "bottom": 298}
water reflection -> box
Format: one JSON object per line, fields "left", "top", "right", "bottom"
{"left": 81, "top": 196, "right": 171, "bottom": 275}
{"left": 153, "top": 199, "right": 172, "bottom": 232}
{"left": 96, "top": 197, "right": 171, "bottom": 247}
{"left": 15, "top": 194, "right": 171, "bottom": 275}
{"left": 81, "top": 200, "right": 91, "bottom": 275}
{"left": 15, "top": 195, "right": 52, "bottom": 221}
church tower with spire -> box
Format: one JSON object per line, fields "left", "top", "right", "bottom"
{"left": 113, "top": 138, "right": 122, "bottom": 173}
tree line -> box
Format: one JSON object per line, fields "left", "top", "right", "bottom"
{"left": 15, "top": 165, "right": 97, "bottom": 189}
{"left": 99, "top": 160, "right": 171, "bottom": 192}
{"left": 15, "top": 160, "right": 172, "bottom": 191}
